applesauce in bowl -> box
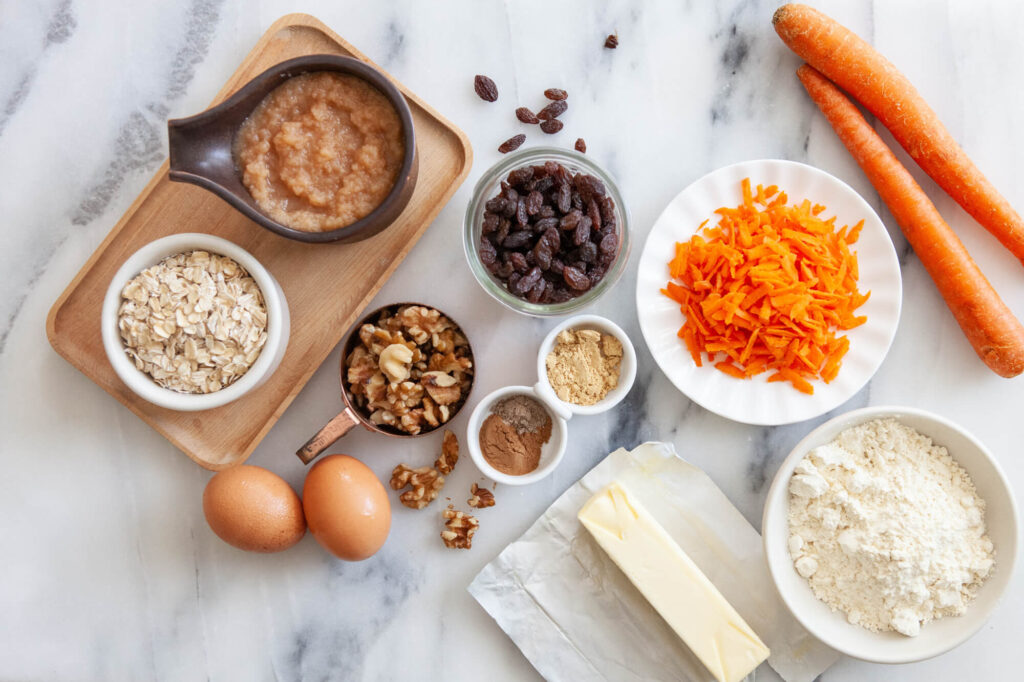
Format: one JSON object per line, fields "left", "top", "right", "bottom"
{"left": 235, "top": 71, "right": 405, "bottom": 233}
{"left": 168, "top": 54, "right": 418, "bottom": 244}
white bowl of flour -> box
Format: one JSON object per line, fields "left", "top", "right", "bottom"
{"left": 763, "top": 406, "right": 1019, "bottom": 663}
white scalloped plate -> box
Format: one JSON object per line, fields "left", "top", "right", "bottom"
{"left": 636, "top": 160, "right": 902, "bottom": 425}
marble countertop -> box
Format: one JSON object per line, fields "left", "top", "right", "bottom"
{"left": 2, "top": 0, "right": 1021, "bottom": 679}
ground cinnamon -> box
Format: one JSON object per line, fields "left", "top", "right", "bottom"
{"left": 479, "top": 396, "right": 552, "bottom": 476}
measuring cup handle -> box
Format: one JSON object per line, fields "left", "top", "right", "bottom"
{"left": 296, "top": 407, "right": 360, "bottom": 464}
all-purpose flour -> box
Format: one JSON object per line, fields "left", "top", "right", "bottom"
{"left": 787, "top": 418, "right": 995, "bottom": 637}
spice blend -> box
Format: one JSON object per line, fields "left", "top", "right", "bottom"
{"left": 479, "top": 395, "right": 553, "bottom": 476}
{"left": 546, "top": 328, "right": 623, "bottom": 405}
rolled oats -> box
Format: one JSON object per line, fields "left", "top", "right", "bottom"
{"left": 117, "top": 250, "right": 268, "bottom": 394}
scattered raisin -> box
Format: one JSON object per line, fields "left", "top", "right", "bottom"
{"left": 474, "top": 75, "right": 499, "bottom": 101}
{"left": 544, "top": 88, "right": 568, "bottom": 101}
{"left": 498, "top": 134, "right": 526, "bottom": 154}
{"left": 516, "top": 107, "right": 540, "bottom": 124}
{"left": 538, "top": 101, "right": 568, "bottom": 121}
{"left": 540, "top": 119, "right": 564, "bottom": 135}
{"left": 604, "top": 34, "right": 619, "bottom": 49}
{"left": 575, "top": 138, "right": 587, "bottom": 154}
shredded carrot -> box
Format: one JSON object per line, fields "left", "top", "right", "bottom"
{"left": 660, "top": 178, "right": 869, "bottom": 394}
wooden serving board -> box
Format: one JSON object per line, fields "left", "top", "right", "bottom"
{"left": 46, "top": 14, "right": 473, "bottom": 470}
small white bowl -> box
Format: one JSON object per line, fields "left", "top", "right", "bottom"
{"left": 534, "top": 314, "right": 637, "bottom": 418}
{"left": 466, "top": 385, "right": 569, "bottom": 486}
{"left": 762, "top": 406, "right": 1019, "bottom": 664}
{"left": 101, "top": 233, "right": 290, "bottom": 411}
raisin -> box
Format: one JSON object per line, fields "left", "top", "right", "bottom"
{"left": 507, "top": 166, "right": 534, "bottom": 187}
{"left": 544, "top": 227, "right": 561, "bottom": 250}
{"left": 479, "top": 240, "right": 497, "bottom": 265}
{"left": 485, "top": 197, "right": 506, "bottom": 214}
{"left": 540, "top": 119, "right": 564, "bottom": 134}
{"left": 571, "top": 193, "right": 584, "bottom": 210}
{"left": 599, "top": 195, "right": 615, "bottom": 221}
{"left": 503, "top": 184, "right": 519, "bottom": 203}
{"left": 538, "top": 100, "right": 568, "bottom": 121}
{"left": 533, "top": 241, "right": 552, "bottom": 270}
{"left": 516, "top": 198, "right": 529, "bottom": 226}
{"left": 474, "top": 75, "right": 499, "bottom": 101}
{"left": 482, "top": 211, "right": 499, "bottom": 233}
{"left": 540, "top": 281, "right": 555, "bottom": 303}
{"left": 533, "top": 176, "right": 555, "bottom": 193}
{"left": 556, "top": 183, "right": 572, "bottom": 213}
{"left": 575, "top": 173, "right": 607, "bottom": 200}
{"left": 496, "top": 218, "right": 511, "bottom": 244}
{"left": 599, "top": 231, "right": 619, "bottom": 256}
{"left": 604, "top": 34, "right": 619, "bottom": 49}
{"left": 503, "top": 230, "right": 532, "bottom": 249}
{"left": 526, "top": 278, "right": 546, "bottom": 303}
{"left": 549, "top": 258, "right": 565, "bottom": 275}
{"left": 574, "top": 216, "right": 592, "bottom": 245}
{"left": 509, "top": 251, "right": 529, "bottom": 273}
{"left": 575, "top": 138, "right": 587, "bottom": 154}
{"left": 531, "top": 217, "right": 557, "bottom": 234}
{"left": 587, "top": 198, "right": 602, "bottom": 232}
{"left": 507, "top": 272, "right": 521, "bottom": 290}
{"left": 550, "top": 287, "right": 573, "bottom": 303}
{"left": 516, "top": 107, "right": 540, "bottom": 124}
{"left": 563, "top": 266, "right": 591, "bottom": 291}
{"left": 579, "top": 241, "right": 598, "bottom": 263}
{"left": 516, "top": 266, "right": 542, "bottom": 294}
{"left": 498, "top": 134, "right": 525, "bottom": 154}
{"left": 544, "top": 88, "right": 568, "bottom": 101}
{"left": 526, "top": 191, "right": 543, "bottom": 215}
{"left": 538, "top": 204, "right": 556, "bottom": 219}
{"left": 560, "top": 209, "right": 582, "bottom": 230}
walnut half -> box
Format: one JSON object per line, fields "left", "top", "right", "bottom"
{"left": 390, "top": 464, "right": 445, "bottom": 510}
{"left": 467, "top": 483, "right": 495, "bottom": 509}
{"left": 441, "top": 506, "right": 479, "bottom": 549}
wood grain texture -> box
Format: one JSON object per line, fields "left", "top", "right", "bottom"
{"left": 45, "top": 14, "right": 473, "bottom": 470}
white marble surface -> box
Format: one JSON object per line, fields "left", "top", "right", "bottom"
{"left": 1, "top": 0, "right": 1022, "bottom": 679}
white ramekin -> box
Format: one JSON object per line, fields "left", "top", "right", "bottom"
{"left": 101, "top": 232, "right": 289, "bottom": 411}
{"left": 533, "top": 314, "right": 637, "bottom": 418}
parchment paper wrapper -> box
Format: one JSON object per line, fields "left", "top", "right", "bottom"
{"left": 468, "top": 442, "right": 839, "bottom": 682}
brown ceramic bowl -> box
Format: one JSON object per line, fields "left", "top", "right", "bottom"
{"left": 167, "top": 55, "right": 418, "bottom": 244}
{"left": 295, "top": 302, "right": 475, "bottom": 464}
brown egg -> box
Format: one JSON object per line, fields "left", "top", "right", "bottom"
{"left": 203, "top": 465, "right": 306, "bottom": 553}
{"left": 302, "top": 454, "right": 391, "bottom": 561}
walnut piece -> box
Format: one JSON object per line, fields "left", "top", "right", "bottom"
{"left": 344, "top": 305, "right": 474, "bottom": 435}
{"left": 390, "top": 464, "right": 445, "bottom": 510}
{"left": 379, "top": 343, "right": 413, "bottom": 383}
{"left": 467, "top": 483, "right": 495, "bottom": 509}
{"left": 435, "top": 429, "right": 459, "bottom": 475}
{"left": 441, "top": 506, "right": 479, "bottom": 549}
{"left": 421, "top": 371, "right": 461, "bottom": 405}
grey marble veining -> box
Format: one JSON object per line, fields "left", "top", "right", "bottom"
{"left": 1, "top": 1, "right": 1022, "bottom": 680}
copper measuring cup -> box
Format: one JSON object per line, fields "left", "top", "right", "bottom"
{"left": 295, "top": 302, "right": 475, "bottom": 464}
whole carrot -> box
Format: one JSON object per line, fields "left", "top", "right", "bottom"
{"left": 796, "top": 65, "right": 1024, "bottom": 377}
{"left": 774, "top": 3, "right": 1024, "bottom": 265}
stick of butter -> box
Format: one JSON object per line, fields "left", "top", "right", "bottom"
{"left": 578, "top": 481, "right": 770, "bottom": 682}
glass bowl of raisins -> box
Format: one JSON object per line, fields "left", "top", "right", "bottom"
{"left": 463, "top": 147, "right": 630, "bottom": 316}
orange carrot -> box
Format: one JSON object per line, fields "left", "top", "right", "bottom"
{"left": 773, "top": 3, "right": 1024, "bottom": 265}
{"left": 661, "top": 178, "right": 868, "bottom": 394}
{"left": 797, "top": 64, "right": 1024, "bottom": 378}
